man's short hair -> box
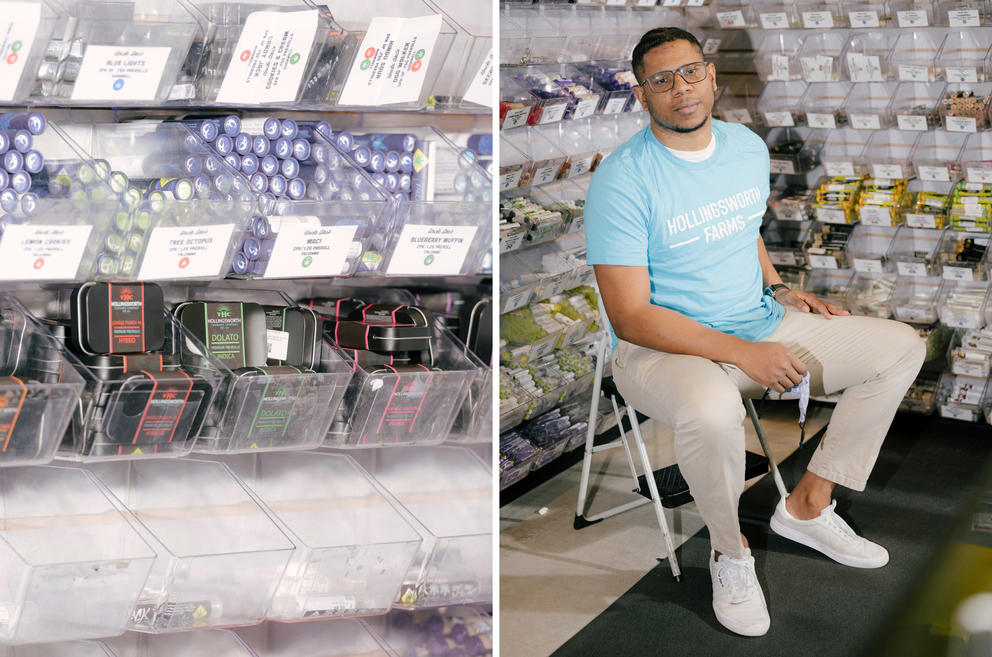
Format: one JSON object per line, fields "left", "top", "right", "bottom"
{"left": 632, "top": 27, "right": 704, "bottom": 82}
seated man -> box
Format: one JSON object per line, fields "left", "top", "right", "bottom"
{"left": 584, "top": 26, "right": 926, "bottom": 637}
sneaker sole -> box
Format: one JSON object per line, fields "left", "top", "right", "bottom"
{"left": 770, "top": 513, "right": 889, "bottom": 569}
{"left": 711, "top": 602, "right": 770, "bottom": 637}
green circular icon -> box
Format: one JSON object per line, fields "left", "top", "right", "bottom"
{"left": 414, "top": 49, "right": 426, "bottom": 60}
{"left": 290, "top": 52, "right": 300, "bottom": 64}
{"left": 10, "top": 41, "right": 21, "bottom": 52}
{"left": 302, "top": 255, "right": 313, "bottom": 268}
{"left": 423, "top": 254, "right": 435, "bottom": 266}
{"left": 360, "top": 59, "right": 372, "bottom": 71}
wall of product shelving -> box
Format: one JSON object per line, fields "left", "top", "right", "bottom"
{"left": 499, "top": 0, "right": 992, "bottom": 493}
{"left": 0, "top": 0, "right": 493, "bottom": 650}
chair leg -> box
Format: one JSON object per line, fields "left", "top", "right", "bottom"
{"left": 744, "top": 398, "right": 789, "bottom": 499}
{"left": 627, "top": 404, "right": 682, "bottom": 582}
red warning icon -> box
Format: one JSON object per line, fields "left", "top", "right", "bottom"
{"left": 411, "top": 60, "right": 422, "bottom": 72}
{"left": 240, "top": 49, "right": 251, "bottom": 62}
{"left": 6, "top": 53, "right": 16, "bottom": 65}
{"left": 33, "top": 257, "right": 44, "bottom": 269}
{"left": 364, "top": 47, "right": 376, "bottom": 59}
{"left": 178, "top": 257, "right": 190, "bottom": 269}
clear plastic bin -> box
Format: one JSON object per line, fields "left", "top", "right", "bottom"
{"left": 0, "top": 465, "right": 155, "bottom": 644}
{"left": 498, "top": 138, "right": 530, "bottom": 192}
{"left": 535, "top": 121, "right": 597, "bottom": 181}
{"left": 715, "top": 88, "right": 760, "bottom": 125}
{"left": 806, "top": 221, "right": 854, "bottom": 268}
{"left": 766, "top": 127, "right": 822, "bottom": 175}
{"left": 938, "top": 81, "right": 992, "bottom": 132}
{"left": 503, "top": 6, "right": 568, "bottom": 65}
{"left": 937, "top": 279, "right": 990, "bottom": 327}
{"left": 903, "top": 179, "right": 955, "bottom": 228}
{"left": 710, "top": 0, "right": 759, "bottom": 28}
{"left": 366, "top": 607, "right": 493, "bottom": 657}
{"left": 764, "top": 219, "right": 811, "bottom": 268}
{"left": 888, "top": 224, "right": 944, "bottom": 276}
{"left": 890, "top": 1, "right": 938, "bottom": 27}
{"left": 426, "top": 0, "right": 493, "bottom": 109}
{"left": 502, "top": 127, "right": 566, "bottom": 189}
{"left": 900, "top": 370, "right": 941, "bottom": 414}
{"left": 865, "top": 130, "right": 918, "bottom": 180}
{"left": 796, "top": 0, "right": 844, "bottom": 27}
{"left": 891, "top": 30, "right": 945, "bottom": 82}
{"left": 769, "top": 185, "right": 813, "bottom": 221}
{"left": 0, "top": 295, "right": 84, "bottom": 466}
{"left": 505, "top": 67, "right": 573, "bottom": 126}
{"left": 539, "top": 6, "right": 599, "bottom": 63}
{"left": 237, "top": 618, "right": 393, "bottom": 657}
{"left": 757, "top": 81, "right": 808, "bottom": 127}
{"left": 847, "top": 272, "right": 897, "bottom": 317}
{"left": 847, "top": 224, "right": 898, "bottom": 273}
{"left": 821, "top": 128, "right": 870, "bottom": 177}
{"left": 913, "top": 130, "right": 969, "bottom": 181}
{"left": 937, "top": 29, "right": 991, "bottom": 84}
{"left": 104, "top": 630, "right": 258, "bottom": 657}
{"left": 960, "top": 131, "right": 992, "bottom": 182}
{"left": 797, "top": 32, "right": 847, "bottom": 82}
{"left": 841, "top": 0, "right": 892, "bottom": 27}
{"left": 500, "top": 75, "right": 537, "bottom": 130}
{"left": 755, "top": 1, "right": 801, "bottom": 28}
{"left": 347, "top": 445, "right": 491, "bottom": 609}
{"left": 0, "top": 642, "right": 116, "bottom": 657}
{"left": 891, "top": 275, "right": 944, "bottom": 323}
{"left": 890, "top": 81, "right": 947, "bottom": 131}
{"left": 577, "top": 62, "right": 639, "bottom": 114}
{"left": 937, "top": 0, "right": 991, "bottom": 26}
{"left": 500, "top": 370, "right": 536, "bottom": 433}
{"left": 843, "top": 33, "right": 898, "bottom": 82}
{"left": 937, "top": 371, "right": 988, "bottom": 421}
{"left": 498, "top": 7, "right": 530, "bottom": 68}
{"left": 936, "top": 230, "right": 989, "bottom": 280}
{"left": 802, "top": 268, "right": 855, "bottom": 308}
{"left": 800, "top": 82, "right": 852, "bottom": 130}
{"left": 842, "top": 82, "right": 899, "bottom": 130}
{"left": 213, "top": 451, "right": 423, "bottom": 621}
{"left": 83, "top": 458, "right": 295, "bottom": 632}
{"left": 447, "top": 343, "right": 493, "bottom": 444}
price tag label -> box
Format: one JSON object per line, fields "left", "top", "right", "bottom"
{"left": 500, "top": 231, "right": 525, "bottom": 253}
{"left": 897, "top": 260, "right": 928, "bottom": 276}
{"left": 806, "top": 112, "right": 836, "bottom": 129}
{"left": 948, "top": 8, "right": 980, "bottom": 26}
{"left": 801, "top": 55, "right": 833, "bottom": 82}
{"left": 816, "top": 207, "right": 848, "bottom": 224}
{"left": 503, "top": 106, "right": 530, "bottom": 128}
{"left": 945, "top": 116, "right": 977, "bottom": 133}
{"left": 533, "top": 164, "right": 560, "bottom": 185}
{"left": 716, "top": 10, "right": 746, "bottom": 27}
{"left": 500, "top": 169, "right": 523, "bottom": 190}
{"left": 722, "top": 108, "right": 752, "bottom": 123}
{"left": 138, "top": 224, "right": 235, "bottom": 280}
{"left": 897, "top": 114, "right": 928, "bottom": 131}
{"left": 0, "top": 4, "right": 41, "bottom": 101}
{"left": 854, "top": 258, "right": 884, "bottom": 273}
{"left": 539, "top": 103, "right": 568, "bottom": 124}
{"left": 702, "top": 38, "right": 722, "bottom": 55}
{"left": 897, "top": 9, "right": 928, "bottom": 26}
{"left": 0, "top": 225, "right": 93, "bottom": 280}
{"left": 860, "top": 206, "right": 892, "bottom": 225}
{"left": 566, "top": 155, "right": 596, "bottom": 179}
{"left": 760, "top": 12, "right": 790, "bottom": 28}
{"left": 847, "top": 53, "right": 882, "bottom": 82}
{"left": 72, "top": 45, "right": 171, "bottom": 101}
{"left": 764, "top": 111, "right": 795, "bottom": 127}
{"left": 338, "top": 14, "right": 442, "bottom": 106}
{"left": 566, "top": 215, "right": 585, "bottom": 235}
{"left": 848, "top": 10, "right": 880, "bottom": 26}
{"left": 769, "top": 158, "right": 797, "bottom": 175}
{"left": 261, "top": 224, "right": 358, "bottom": 278}
{"left": 572, "top": 97, "right": 600, "bottom": 120}
{"left": 918, "top": 165, "right": 950, "bottom": 182}
{"left": 873, "top": 163, "right": 904, "bottom": 179}
{"left": 603, "top": 96, "right": 627, "bottom": 114}
{"left": 802, "top": 11, "right": 835, "bottom": 28}
{"left": 942, "top": 265, "right": 974, "bottom": 281}
{"left": 462, "top": 49, "right": 493, "bottom": 107}
{"left": 770, "top": 54, "right": 791, "bottom": 81}
{"left": 825, "top": 161, "right": 856, "bottom": 178}
{"left": 906, "top": 213, "right": 938, "bottom": 229}
{"left": 898, "top": 64, "right": 930, "bottom": 82}
{"left": 944, "top": 66, "right": 978, "bottom": 83}
{"left": 808, "top": 254, "right": 839, "bottom": 269}
{"left": 941, "top": 405, "right": 975, "bottom": 422}
{"left": 386, "top": 224, "right": 478, "bottom": 276}
{"left": 850, "top": 114, "right": 881, "bottom": 130}
{"left": 966, "top": 167, "right": 992, "bottom": 183}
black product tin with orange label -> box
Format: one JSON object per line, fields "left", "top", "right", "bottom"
{"left": 71, "top": 282, "right": 165, "bottom": 355}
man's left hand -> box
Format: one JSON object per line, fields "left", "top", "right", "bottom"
{"left": 776, "top": 289, "right": 850, "bottom": 319}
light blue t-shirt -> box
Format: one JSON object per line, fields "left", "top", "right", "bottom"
{"left": 585, "top": 120, "right": 784, "bottom": 349}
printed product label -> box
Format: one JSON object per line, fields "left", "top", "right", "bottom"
{"left": 770, "top": 55, "right": 790, "bottom": 81}
{"left": 806, "top": 112, "right": 836, "bottom": 129}
{"left": 338, "top": 15, "right": 442, "bottom": 106}
{"left": 529, "top": 333, "right": 559, "bottom": 360}
{"left": 533, "top": 163, "right": 560, "bottom": 185}
{"left": 72, "top": 45, "right": 171, "bottom": 101}
{"left": 897, "top": 9, "right": 928, "bottom": 26}
{"left": 849, "top": 10, "right": 880, "bottom": 26}
{"left": 567, "top": 154, "right": 596, "bottom": 178}
{"left": 499, "top": 168, "right": 523, "bottom": 190}
{"left": 539, "top": 103, "right": 568, "bottom": 124}
{"left": 873, "top": 163, "right": 904, "bottom": 179}
{"left": 218, "top": 10, "right": 318, "bottom": 104}
{"left": 368, "top": 367, "right": 435, "bottom": 438}
{"left": 686, "top": 0, "right": 706, "bottom": 6}
{"left": 603, "top": 96, "right": 627, "bottom": 114}
{"left": 847, "top": 54, "right": 882, "bottom": 82}
{"left": 501, "top": 288, "right": 531, "bottom": 313}
{"left": 0, "top": 4, "right": 41, "bottom": 101}
{"left": 386, "top": 224, "right": 479, "bottom": 275}
{"left": 108, "top": 283, "right": 147, "bottom": 353}
{"left": 918, "top": 165, "right": 950, "bottom": 182}
{"left": 860, "top": 206, "right": 892, "bottom": 225}
{"left": 898, "top": 64, "right": 929, "bottom": 82}
{"left": 768, "top": 251, "right": 801, "bottom": 266}
{"left": 966, "top": 167, "right": 992, "bottom": 183}
{"left": 573, "top": 97, "right": 599, "bottom": 120}
{"left": 0, "top": 376, "right": 26, "bottom": 451}
{"left": 816, "top": 207, "right": 848, "bottom": 224}
{"left": 131, "top": 600, "right": 214, "bottom": 630}
{"left": 801, "top": 56, "right": 833, "bottom": 82}
{"left": 722, "top": 108, "right": 751, "bottom": 123}
{"left": 941, "top": 405, "right": 975, "bottom": 421}
{"left": 945, "top": 116, "right": 977, "bottom": 133}
{"left": 948, "top": 9, "right": 980, "bottom": 26}
{"left": 764, "top": 111, "right": 794, "bottom": 127}
{"left": 897, "top": 114, "right": 928, "bottom": 131}
{"left": 0, "top": 224, "right": 92, "bottom": 280}
{"left": 850, "top": 114, "right": 881, "bottom": 130}
{"left": 769, "top": 158, "right": 796, "bottom": 175}
{"left": 130, "top": 372, "right": 194, "bottom": 450}
{"left": 808, "top": 254, "right": 839, "bottom": 269}
{"left": 502, "top": 106, "right": 530, "bottom": 128}
{"left": 802, "top": 11, "right": 835, "bottom": 28}
{"left": 266, "top": 329, "right": 290, "bottom": 361}
{"left": 854, "top": 258, "right": 884, "bottom": 273}
{"left": 945, "top": 66, "right": 978, "bottom": 83}
{"left": 943, "top": 266, "right": 974, "bottom": 281}
{"left": 905, "top": 213, "right": 938, "bottom": 229}
{"left": 897, "top": 260, "right": 928, "bottom": 276}
{"left": 262, "top": 224, "right": 358, "bottom": 278}
{"left": 663, "top": 0, "right": 682, "bottom": 6}
{"left": 716, "top": 10, "right": 746, "bottom": 27}
{"left": 137, "top": 224, "right": 235, "bottom": 280}
{"left": 462, "top": 48, "right": 493, "bottom": 107}
{"left": 702, "top": 38, "right": 721, "bottom": 54}
{"left": 759, "top": 12, "right": 789, "bottom": 28}
{"left": 500, "top": 231, "right": 525, "bottom": 253}
{"left": 246, "top": 367, "right": 306, "bottom": 446}
{"left": 203, "top": 303, "right": 247, "bottom": 367}
{"left": 953, "top": 361, "right": 985, "bottom": 377}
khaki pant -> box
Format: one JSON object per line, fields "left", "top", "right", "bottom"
{"left": 611, "top": 310, "right": 926, "bottom": 560}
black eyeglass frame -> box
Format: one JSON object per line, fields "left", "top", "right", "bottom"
{"left": 638, "top": 61, "right": 711, "bottom": 94}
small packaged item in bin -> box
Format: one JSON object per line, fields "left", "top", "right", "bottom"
{"left": 70, "top": 282, "right": 166, "bottom": 355}
{"left": 176, "top": 301, "right": 268, "bottom": 370}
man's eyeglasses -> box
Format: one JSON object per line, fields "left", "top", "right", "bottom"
{"left": 639, "top": 61, "right": 709, "bottom": 93}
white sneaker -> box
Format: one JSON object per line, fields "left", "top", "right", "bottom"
{"left": 709, "top": 548, "right": 770, "bottom": 637}
{"left": 770, "top": 497, "right": 889, "bottom": 568}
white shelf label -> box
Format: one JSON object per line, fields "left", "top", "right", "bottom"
{"left": 768, "top": 251, "right": 801, "bottom": 266}
{"left": 686, "top": 0, "right": 705, "bottom": 6}
{"left": 261, "top": 224, "right": 358, "bottom": 278}
{"left": 0, "top": 4, "right": 41, "bottom": 101}
{"left": 663, "top": 0, "right": 682, "bottom": 6}
{"left": 897, "top": 260, "right": 928, "bottom": 276}
{"left": 386, "top": 224, "right": 478, "bottom": 276}
{"left": 854, "top": 258, "right": 884, "bottom": 273}
{"left": 503, "top": 106, "right": 530, "bottom": 128}
{"left": 529, "top": 334, "right": 559, "bottom": 360}
{"left": 572, "top": 97, "right": 600, "bottom": 120}
{"left": 636, "top": 0, "right": 658, "bottom": 6}
{"left": 760, "top": 12, "right": 790, "bottom": 28}
{"left": 847, "top": 53, "right": 882, "bottom": 82}
{"left": 848, "top": 10, "right": 880, "bottom": 27}
{"left": 606, "top": 0, "right": 627, "bottom": 5}
{"left": 816, "top": 207, "right": 848, "bottom": 224}
{"left": 808, "top": 254, "right": 839, "bottom": 269}
{"left": 802, "top": 11, "right": 835, "bottom": 28}
{"left": 266, "top": 329, "right": 290, "bottom": 361}
{"left": 945, "top": 116, "right": 977, "bottom": 133}
{"left": 948, "top": 8, "right": 980, "bottom": 26}
{"left": 966, "top": 167, "right": 992, "bottom": 183}
{"left": 850, "top": 113, "right": 882, "bottom": 130}
{"left": 770, "top": 54, "right": 791, "bottom": 81}
{"left": 217, "top": 10, "right": 319, "bottom": 104}
{"left": 716, "top": 10, "right": 746, "bottom": 27}
{"left": 941, "top": 405, "right": 975, "bottom": 422}
{"left": 501, "top": 288, "right": 531, "bottom": 313}
{"left": 942, "top": 265, "right": 974, "bottom": 281}
{"left": 806, "top": 112, "right": 836, "bottom": 129}
{"left": 533, "top": 164, "right": 560, "bottom": 185}
{"left": 801, "top": 55, "right": 833, "bottom": 82}
{"left": 499, "top": 169, "right": 523, "bottom": 190}
{"left": 897, "top": 114, "right": 928, "bottom": 131}
{"left": 566, "top": 155, "right": 596, "bottom": 179}
{"left": 944, "top": 66, "right": 978, "bottom": 83}
{"left": 906, "top": 213, "right": 938, "bottom": 229}
{"left": 603, "top": 96, "right": 627, "bottom": 114}
{"left": 825, "top": 161, "right": 856, "bottom": 178}
{"left": 769, "top": 158, "right": 797, "bottom": 175}
{"left": 500, "top": 231, "right": 525, "bottom": 254}
{"left": 138, "top": 224, "right": 235, "bottom": 280}
{"left": 0, "top": 225, "right": 92, "bottom": 280}
{"left": 702, "top": 38, "right": 722, "bottom": 55}
{"left": 860, "top": 206, "right": 892, "bottom": 225}
{"left": 897, "top": 9, "right": 929, "bottom": 26}
{"left": 764, "top": 111, "right": 794, "bottom": 127}
{"left": 462, "top": 49, "right": 493, "bottom": 108}
{"left": 722, "top": 108, "right": 752, "bottom": 123}
{"left": 873, "top": 163, "right": 904, "bottom": 179}
{"left": 539, "top": 103, "right": 568, "bottom": 124}
{"left": 918, "top": 165, "right": 950, "bottom": 182}
{"left": 898, "top": 64, "right": 930, "bottom": 82}
{"left": 72, "top": 45, "right": 171, "bottom": 101}
{"left": 338, "top": 14, "right": 442, "bottom": 106}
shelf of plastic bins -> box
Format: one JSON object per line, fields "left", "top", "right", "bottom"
{"left": 339, "top": 126, "right": 490, "bottom": 278}
{"left": 913, "top": 130, "right": 970, "bottom": 183}
{"left": 81, "top": 458, "right": 295, "bottom": 632}
{"left": 102, "top": 630, "right": 259, "bottom": 657}
{"left": 220, "top": 120, "right": 391, "bottom": 280}
{"left": 766, "top": 127, "right": 824, "bottom": 176}
{"left": 501, "top": 75, "right": 539, "bottom": 130}
{"left": 937, "top": 370, "right": 989, "bottom": 421}
{"left": 903, "top": 179, "right": 956, "bottom": 229}
{"left": 937, "top": 229, "right": 990, "bottom": 281}
{"left": 891, "top": 275, "right": 944, "bottom": 324}
{"left": 200, "top": 451, "right": 423, "bottom": 622}
{"left": 936, "top": 0, "right": 992, "bottom": 27}
{"left": 0, "top": 116, "right": 126, "bottom": 283}
{"left": 58, "top": 120, "right": 257, "bottom": 282}
{"left": 757, "top": 80, "right": 808, "bottom": 128}
{"left": 499, "top": 371, "right": 537, "bottom": 433}
{"left": 847, "top": 224, "right": 899, "bottom": 274}
{"left": 889, "top": 81, "right": 947, "bottom": 132}
{"left": 596, "top": 7, "right": 680, "bottom": 63}
{"left": 236, "top": 618, "right": 397, "bottom": 657}
{"left": 892, "top": 30, "right": 945, "bottom": 84}
{"left": 537, "top": 5, "right": 602, "bottom": 64}
{"left": 537, "top": 179, "right": 589, "bottom": 241}
{"left": 502, "top": 126, "right": 567, "bottom": 190}
{"left": 841, "top": 81, "right": 899, "bottom": 131}
{"left": 505, "top": 65, "right": 585, "bottom": 126}
{"left": 500, "top": 306, "right": 567, "bottom": 367}
{"left": 938, "top": 81, "right": 992, "bottom": 133}
{"left": 534, "top": 120, "right": 597, "bottom": 182}
{"left": 522, "top": 346, "right": 597, "bottom": 419}
{"left": 865, "top": 129, "right": 922, "bottom": 181}
{"left": 821, "top": 127, "right": 871, "bottom": 178}
{"left": 888, "top": 224, "right": 945, "bottom": 277}
{"left": 749, "top": 0, "right": 801, "bottom": 28}
{"left": 937, "top": 278, "right": 990, "bottom": 328}
{"left": 802, "top": 267, "right": 856, "bottom": 309}
{"left": 0, "top": 295, "right": 84, "bottom": 466}
{"left": 168, "top": 287, "right": 352, "bottom": 455}
{"left": 755, "top": 32, "right": 805, "bottom": 84}
{"left": 10, "top": 0, "right": 199, "bottom": 106}
{"left": 501, "top": 5, "right": 568, "bottom": 66}
{"left": 800, "top": 81, "right": 852, "bottom": 130}
{"left": 364, "top": 607, "right": 493, "bottom": 657}
{"left": 847, "top": 271, "right": 898, "bottom": 318}
{"left": 574, "top": 61, "right": 640, "bottom": 115}
{"left": 346, "top": 445, "right": 492, "bottom": 609}
{"left": 764, "top": 217, "right": 812, "bottom": 269}
{"left": 936, "top": 29, "right": 991, "bottom": 84}
{"left": 0, "top": 465, "right": 156, "bottom": 643}
{"left": 500, "top": 428, "right": 539, "bottom": 488}
{"left": 960, "top": 131, "right": 992, "bottom": 184}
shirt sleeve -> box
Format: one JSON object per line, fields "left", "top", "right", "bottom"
{"left": 584, "top": 154, "right": 652, "bottom": 267}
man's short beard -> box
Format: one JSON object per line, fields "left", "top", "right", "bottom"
{"left": 650, "top": 110, "right": 710, "bottom": 134}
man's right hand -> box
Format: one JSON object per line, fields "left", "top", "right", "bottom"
{"left": 735, "top": 342, "right": 808, "bottom": 393}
